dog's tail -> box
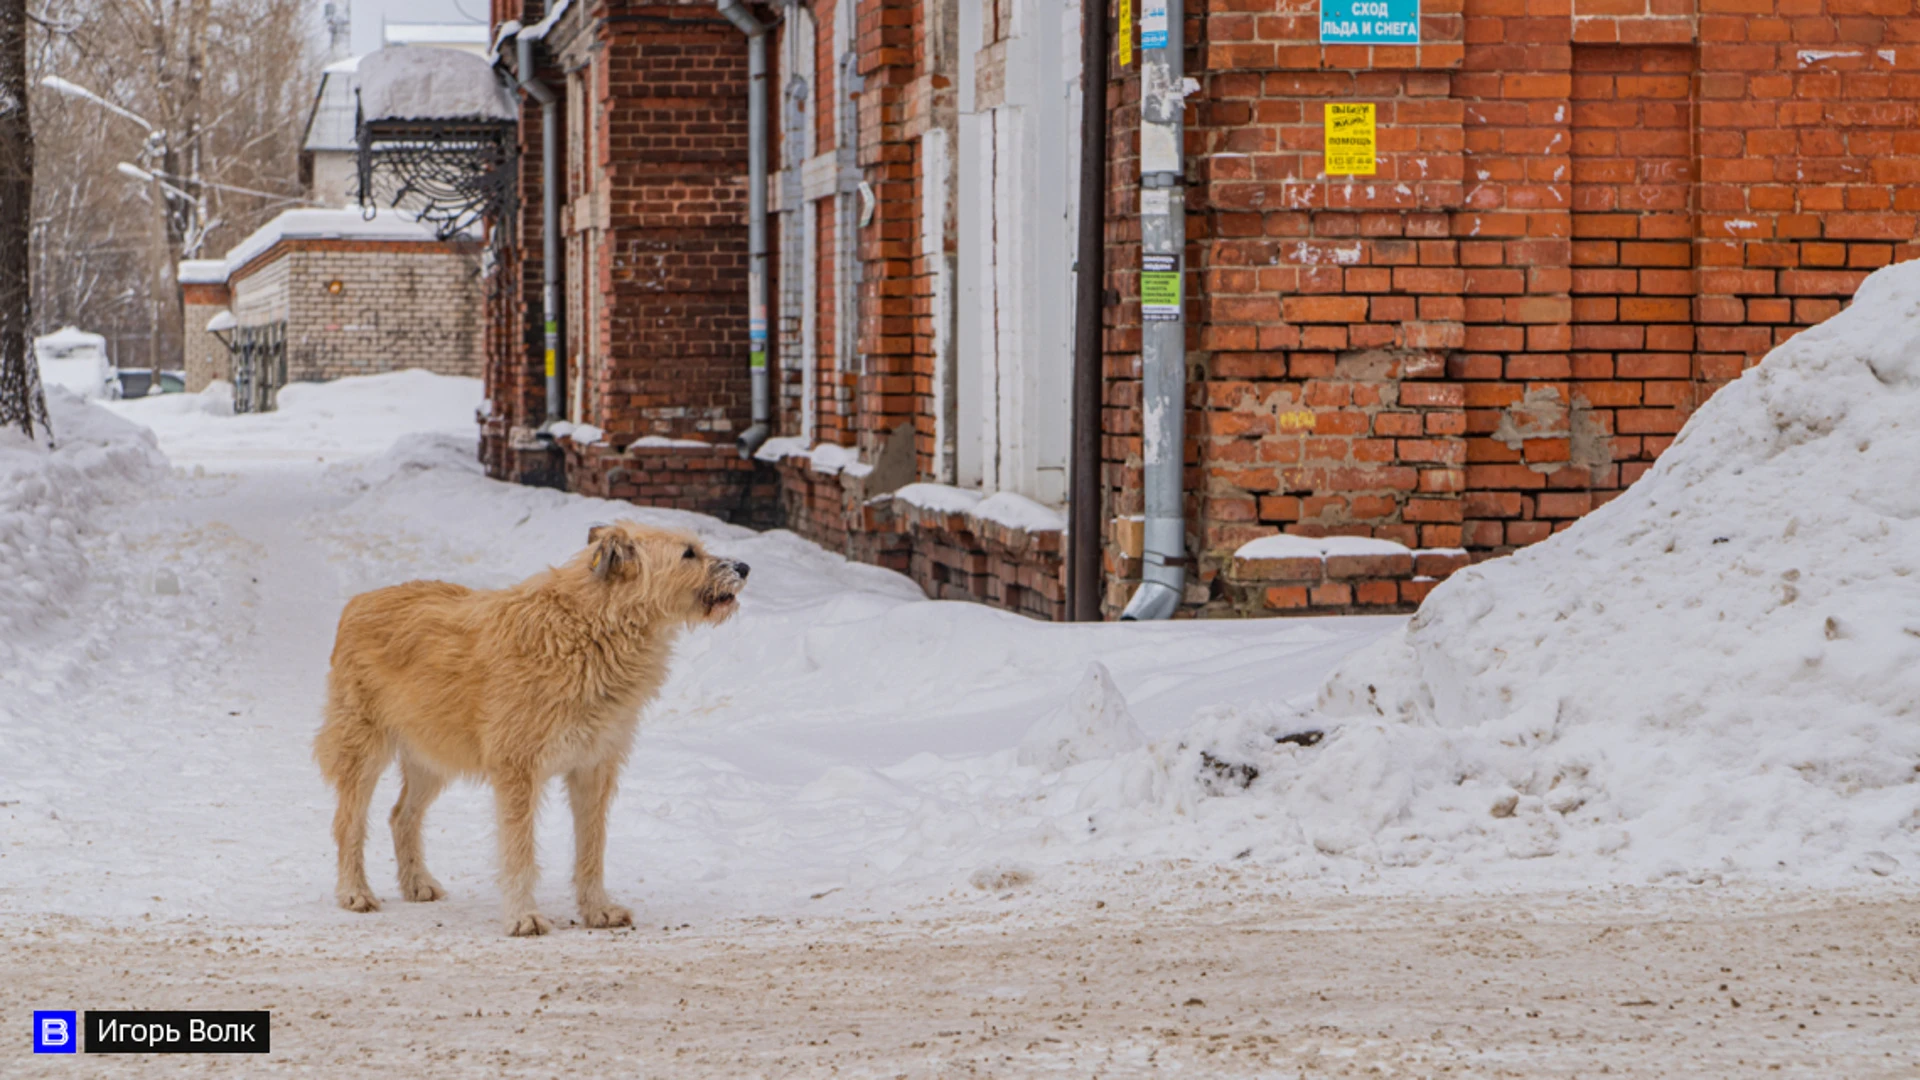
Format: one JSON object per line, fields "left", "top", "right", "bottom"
{"left": 314, "top": 676, "right": 384, "bottom": 787}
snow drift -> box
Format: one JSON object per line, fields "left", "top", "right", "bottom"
{"left": 0, "top": 389, "right": 166, "bottom": 652}
{"left": 1306, "top": 259, "right": 1920, "bottom": 883}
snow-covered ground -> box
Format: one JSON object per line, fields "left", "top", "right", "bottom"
{"left": 5, "top": 264, "right": 1920, "bottom": 1073}
{"left": 4, "top": 369, "right": 1405, "bottom": 929}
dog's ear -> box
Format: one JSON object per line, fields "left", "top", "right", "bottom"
{"left": 588, "top": 526, "right": 640, "bottom": 582}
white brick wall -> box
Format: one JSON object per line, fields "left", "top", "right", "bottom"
{"left": 287, "top": 248, "right": 483, "bottom": 381}
{"left": 219, "top": 242, "right": 484, "bottom": 385}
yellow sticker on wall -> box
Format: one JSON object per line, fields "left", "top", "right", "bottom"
{"left": 1119, "top": 0, "right": 1133, "bottom": 67}
{"left": 1324, "top": 103, "right": 1376, "bottom": 176}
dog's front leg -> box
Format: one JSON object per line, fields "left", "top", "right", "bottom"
{"left": 567, "top": 760, "right": 633, "bottom": 929}
{"left": 493, "top": 768, "right": 550, "bottom": 936}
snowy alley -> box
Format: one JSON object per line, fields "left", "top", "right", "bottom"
{"left": 9, "top": 254, "right": 1920, "bottom": 1075}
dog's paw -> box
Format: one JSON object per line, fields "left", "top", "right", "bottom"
{"left": 580, "top": 901, "right": 633, "bottom": 929}
{"left": 399, "top": 873, "right": 446, "bottom": 902}
{"left": 506, "top": 912, "right": 553, "bottom": 937}
{"left": 338, "top": 889, "right": 381, "bottom": 913}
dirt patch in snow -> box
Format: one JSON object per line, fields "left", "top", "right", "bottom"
{"left": 4, "top": 882, "right": 1916, "bottom": 1078}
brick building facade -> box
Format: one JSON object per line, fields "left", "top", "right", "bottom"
{"left": 178, "top": 260, "right": 232, "bottom": 392}
{"left": 187, "top": 208, "right": 485, "bottom": 394}
{"left": 232, "top": 243, "right": 484, "bottom": 383}
{"left": 482, "top": 0, "right": 1918, "bottom": 620}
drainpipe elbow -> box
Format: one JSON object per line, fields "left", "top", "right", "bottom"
{"left": 1119, "top": 575, "right": 1183, "bottom": 621}
{"left": 737, "top": 422, "right": 770, "bottom": 459}
{"left": 1120, "top": 516, "right": 1187, "bottom": 620}
{"left": 716, "top": 0, "right": 767, "bottom": 37}
{"left": 515, "top": 33, "right": 555, "bottom": 104}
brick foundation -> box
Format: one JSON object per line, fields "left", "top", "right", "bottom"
{"left": 561, "top": 439, "right": 780, "bottom": 527}
{"left": 773, "top": 454, "right": 1066, "bottom": 622}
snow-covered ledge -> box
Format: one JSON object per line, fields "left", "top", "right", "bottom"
{"left": 753, "top": 437, "right": 873, "bottom": 479}
{"left": 1224, "top": 532, "right": 1472, "bottom": 615}
{"left": 894, "top": 483, "right": 1066, "bottom": 536}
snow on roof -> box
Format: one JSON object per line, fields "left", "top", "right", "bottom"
{"left": 383, "top": 23, "right": 490, "bottom": 47}
{"left": 356, "top": 45, "right": 517, "bottom": 124}
{"left": 485, "top": 20, "right": 522, "bottom": 65}
{"left": 34, "top": 325, "right": 107, "bottom": 350}
{"left": 303, "top": 65, "right": 360, "bottom": 152}
{"left": 221, "top": 207, "right": 457, "bottom": 279}
{"left": 177, "top": 259, "right": 228, "bottom": 285}
{"left": 205, "top": 310, "right": 236, "bottom": 333}
{"left": 521, "top": 0, "right": 572, "bottom": 42}
{"left": 1234, "top": 533, "right": 1411, "bottom": 560}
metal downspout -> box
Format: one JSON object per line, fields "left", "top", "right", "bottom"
{"left": 1120, "top": 0, "right": 1187, "bottom": 621}
{"left": 720, "top": 0, "right": 772, "bottom": 457}
{"left": 515, "top": 28, "right": 565, "bottom": 428}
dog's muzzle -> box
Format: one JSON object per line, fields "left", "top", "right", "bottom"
{"left": 702, "top": 560, "right": 749, "bottom": 612}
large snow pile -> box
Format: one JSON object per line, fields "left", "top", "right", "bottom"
{"left": 0, "top": 389, "right": 166, "bottom": 652}
{"left": 356, "top": 45, "right": 517, "bottom": 123}
{"left": 104, "top": 368, "right": 480, "bottom": 469}
{"left": 1300, "top": 259, "right": 1920, "bottom": 884}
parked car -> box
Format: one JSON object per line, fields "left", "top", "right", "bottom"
{"left": 115, "top": 368, "right": 153, "bottom": 398}
{"left": 112, "top": 368, "right": 187, "bottom": 398}
{"left": 33, "top": 326, "right": 119, "bottom": 400}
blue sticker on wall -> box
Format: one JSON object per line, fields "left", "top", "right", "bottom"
{"left": 1320, "top": 0, "right": 1420, "bottom": 44}
{"left": 1140, "top": 0, "right": 1168, "bottom": 49}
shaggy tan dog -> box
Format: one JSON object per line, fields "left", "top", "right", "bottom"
{"left": 315, "top": 520, "right": 748, "bottom": 936}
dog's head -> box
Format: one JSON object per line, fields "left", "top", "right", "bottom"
{"left": 582, "top": 520, "right": 749, "bottom": 627}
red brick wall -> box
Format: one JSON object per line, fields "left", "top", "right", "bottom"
{"left": 564, "top": 439, "right": 779, "bottom": 525}
{"left": 487, "top": 0, "right": 1920, "bottom": 622}
{"left": 1097, "top": 0, "right": 1920, "bottom": 618}
{"left": 484, "top": 1, "right": 754, "bottom": 480}
{"left": 855, "top": 0, "right": 926, "bottom": 462}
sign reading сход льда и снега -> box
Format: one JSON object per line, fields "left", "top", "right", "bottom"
{"left": 1320, "top": 0, "right": 1419, "bottom": 44}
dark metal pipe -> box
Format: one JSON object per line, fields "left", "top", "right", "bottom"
{"left": 1069, "top": 0, "right": 1109, "bottom": 622}
{"left": 516, "top": 25, "right": 564, "bottom": 426}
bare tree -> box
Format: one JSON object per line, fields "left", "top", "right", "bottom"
{"left": 0, "top": 0, "right": 49, "bottom": 441}
{"left": 28, "top": 0, "right": 315, "bottom": 370}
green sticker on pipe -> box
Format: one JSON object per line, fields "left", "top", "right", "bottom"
{"left": 1141, "top": 255, "right": 1181, "bottom": 322}
{"left": 750, "top": 350, "right": 767, "bottom": 370}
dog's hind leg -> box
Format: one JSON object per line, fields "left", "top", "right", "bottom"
{"left": 567, "top": 760, "right": 633, "bottom": 929}
{"left": 317, "top": 697, "right": 392, "bottom": 913}
{"left": 493, "top": 768, "right": 550, "bottom": 936}
{"left": 390, "top": 754, "right": 448, "bottom": 902}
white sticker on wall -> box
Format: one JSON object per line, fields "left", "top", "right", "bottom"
{"left": 1141, "top": 0, "right": 1168, "bottom": 49}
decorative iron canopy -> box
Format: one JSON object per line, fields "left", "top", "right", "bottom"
{"left": 355, "top": 114, "right": 517, "bottom": 245}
